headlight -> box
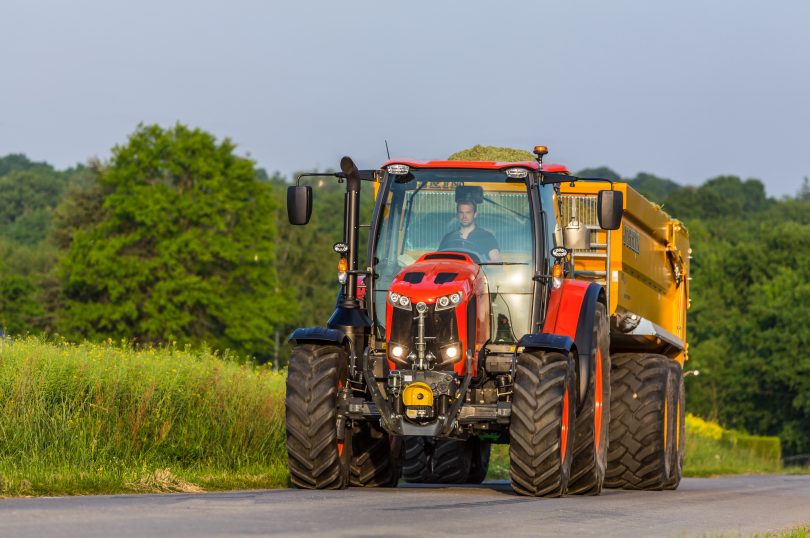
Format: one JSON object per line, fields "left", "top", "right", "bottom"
{"left": 439, "top": 343, "right": 462, "bottom": 364}
{"left": 388, "top": 291, "right": 411, "bottom": 310}
{"left": 435, "top": 290, "right": 464, "bottom": 311}
{"left": 388, "top": 342, "right": 409, "bottom": 363}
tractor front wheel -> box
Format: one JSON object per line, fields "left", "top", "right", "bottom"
{"left": 509, "top": 351, "right": 576, "bottom": 497}
{"left": 568, "top": 302, "right": 611, "bottom": 495}
{"left": 285, "top": 344, "right": 349, "bottom": 489}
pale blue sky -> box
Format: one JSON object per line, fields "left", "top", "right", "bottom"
{"left": 1, "top": 0, "right": 808, "bottom": 196}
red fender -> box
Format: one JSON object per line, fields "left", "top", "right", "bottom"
{"left": 543, "top": 279, "right": 592, "bottom": 340}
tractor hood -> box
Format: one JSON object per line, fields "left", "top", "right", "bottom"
{"left": 388, "top": 252, "right": 481, "bottom": 304}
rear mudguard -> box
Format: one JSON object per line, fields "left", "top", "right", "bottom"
{"left": 540, "top": 279, "right": 606, "bottom": 406}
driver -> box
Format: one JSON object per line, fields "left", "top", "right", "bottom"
{"left": 439, "top": 200, "right": 502, "bottom": 262}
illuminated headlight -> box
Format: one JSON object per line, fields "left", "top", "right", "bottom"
{"left": 505, "top": 167, "right": 529, "bottom": 179}
{"left": 391, "top": 345, "right": 404, "bottom": 358}
{"left": 386, "top": 164, "right": 410, "bottom": 175}
{"left": 388, "top": 291, "right": 411, "bottom": 310}
{"left": 435, "top": 291, "right": 464, "bottom": 311}
{"left": 440, "top": 344, "right": 461, "bottom": 364}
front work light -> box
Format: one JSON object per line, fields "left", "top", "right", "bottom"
{"left": 386, "top": 164, "right": 410, "bottom": 175}
{"left": 505, "top": 167, "right": 528, "bottom": 179}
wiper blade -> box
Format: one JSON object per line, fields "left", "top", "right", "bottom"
{"left": 478, "top": 262, "right": 529, "bottom": 266}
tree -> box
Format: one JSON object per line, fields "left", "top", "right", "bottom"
{"left": 57, "top": 124, "right": 294, "bottom": 357}
{"left": 577, "top": 166, "right": 622, "bottom": 182}
{"left": 798, "top": 176, "right": 810, "bottom": 202}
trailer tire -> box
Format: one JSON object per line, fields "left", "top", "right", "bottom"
{"left": 663, "top": 363, "right": 685, "bottom": 490}
{"left": 509, "top": 351, "right": 576, "bottom": 497}
{"left": 604, "top": 353, "right": 676, "bottom": 490}
{"left": 350, "top": 421, "right": 402, "bottom": 488}
{"left": 568, "top": 302, "right": 611, "bottom": 495}
{"left": 285, "top": 344, "right": 349, "bottom": 490}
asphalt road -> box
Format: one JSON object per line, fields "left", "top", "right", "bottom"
{"left": 1, "top": 475, "right": 809, "bottom": 537}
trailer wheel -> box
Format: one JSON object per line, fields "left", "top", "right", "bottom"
{"left": 568, "top": 302, "right": 611, "bottom": 495}
{"left": 350, "top": 422, "right": 402, "bottom": 488}
{"left": 509, "top": 351, "right": 576, "bottom": 497}
{"left": 663, "top": 363, "right": 685, "bottom": 490}
{"left": 285, "top": 344, "right": 349, "bottom": 490}
{"left": 401, "top": 438, "right": 472, "bottom": 484}
{"left": 604, "top": 353, "right": 676, "bottom": 490}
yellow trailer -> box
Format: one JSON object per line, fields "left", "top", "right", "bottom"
{"left": 559, "top": 182, "right": 690, "bottom": 364}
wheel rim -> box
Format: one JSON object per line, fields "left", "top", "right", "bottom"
{"left": 594, "top": 348, "right": 604, "bottom": 454}
{"left": 561, "top": 387, "right": 570, "bottom": 461}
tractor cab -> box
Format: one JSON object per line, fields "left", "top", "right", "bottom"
{"left": 369, "top": 162, "right": 558, "bottom": 377}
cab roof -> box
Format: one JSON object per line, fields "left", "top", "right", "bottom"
{"left": 381, "top": 160, "right": 570, "bottom": 174}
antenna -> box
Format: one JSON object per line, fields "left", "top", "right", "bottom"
{"left": 385, "top": 139, "right": 391, "bottom": 160}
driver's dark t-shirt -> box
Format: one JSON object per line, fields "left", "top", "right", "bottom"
{"left": 439, "top": 226, "right": 499, "bottom": 260}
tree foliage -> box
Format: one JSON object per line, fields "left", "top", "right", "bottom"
{"left": 56, "top": 124, "right": 293, "bottom": 357}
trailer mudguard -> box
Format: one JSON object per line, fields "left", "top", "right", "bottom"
{"left": 287, "top": 327, "right": 348, "bottom": 346}
{"left": 542, "top": 279, "right": 605, "bottom": 405}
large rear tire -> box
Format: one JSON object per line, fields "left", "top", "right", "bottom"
{"left": 467, "top": 438, "right": 492, "bottom": 484}
{"left": 509, "top": 351, "right": 576, "bottom": 497}
{"left": 568, "top": 302, "right": 611, "bottom": 495}
{"left": 285, "top": 344, "right": 349, "bottom": 489}
{"left": 350, "top": 421, "right": 402, "bottom": 488}
{"left": 663, "top": 363, "right": 685, "bottom": 490}
{"left": 401, "top": 438, "right": 473, "bottom": 484}
{"left": 604, "top": 353, "right": 676, "bottom": 490}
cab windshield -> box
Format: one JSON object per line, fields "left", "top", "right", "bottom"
{"left": 371, "top": 168, "right": 536, "bottom": 342}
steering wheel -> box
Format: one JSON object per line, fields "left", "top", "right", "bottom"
{"left": 439, "top": 237, "right": 484, "bottom": 263}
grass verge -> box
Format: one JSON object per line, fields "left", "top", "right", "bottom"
{"left": 0, "top": 337, "right": 288, "bottom": 496}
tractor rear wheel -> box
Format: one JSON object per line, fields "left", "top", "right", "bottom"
{"left": 568, "top": 302, "right": 611, "bottom": 495}
{"left": 401, "top": 438, "right": 473, "bottom": 484}
{"left": 663, "top": 363, "right": 685, "bottom": 490}
{"left": 604, "top": 353, "right": 676, "bottom": 490}
{"left": 509, "top": 351, "right": 576, "bottom": 497}
{"left": 467, "top": 438, "right": 492, "bottom": 484}
{"left": 285, "top": 344, "right": 349, "bottom": 489}
{"left": 350, "top": 422, "right": 402, "bottom": 488}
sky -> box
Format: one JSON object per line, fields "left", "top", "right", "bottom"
{"left": 1, "top": 0, "right": 809, "bottom": 197}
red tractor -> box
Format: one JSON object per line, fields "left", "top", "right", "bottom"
{"left": 285, "top": 148, "right": 678, "bottom": 496}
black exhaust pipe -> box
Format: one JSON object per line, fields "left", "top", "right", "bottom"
{"left": 328, "top": 157, "right": 370, "bottom": 350}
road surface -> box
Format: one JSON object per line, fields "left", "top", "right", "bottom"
{"left": 1, "top": 475, "right": 809, "bottom": 537}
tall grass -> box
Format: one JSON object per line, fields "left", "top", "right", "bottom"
{"left": 0, "top": 337, "right": 288, "bottom": 496}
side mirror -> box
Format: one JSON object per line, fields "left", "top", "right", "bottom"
{"left": 287, "top": 185, "right": 313, "bottom": 225}
{"left": 597, "top": 190, "right": 623, "bottom": 230}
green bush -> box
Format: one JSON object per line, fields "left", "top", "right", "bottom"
{"left": 684, "top": 414, "right": 782, "bottom": 476}
{"left": 0, "top": 337, "right": 288, "bottom": 495}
